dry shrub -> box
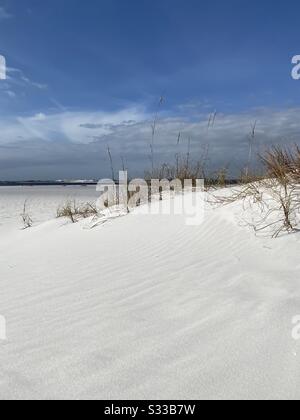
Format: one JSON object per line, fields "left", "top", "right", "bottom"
{"left": 205, "top": 167, "right": 230, "bottom": 190}
{"left": 213, "top": 145, "right": 300, "bottom": 238}
{"left": 239, "top": 168, "right": 264, "bottom": 185}
{"left": 145, "top": 148, "right": 208, "bottom": 185}
{"left": 258, "top": 145, "right": 300, "bottom": 236}
{"left": 21, "top": 200, "right": 33, "bottom": 229}
{"left": 57, "top": 201, "right": 98, "bottom": 223}
{"left": 260, "top": 145, "right": 300, "bottom": 182}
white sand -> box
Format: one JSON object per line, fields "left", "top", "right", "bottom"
{"left": 0, "top": 186, "right": 299, "bottom": 400}
{"left": 0, "top": 186, "right": 99, "bottom": 236}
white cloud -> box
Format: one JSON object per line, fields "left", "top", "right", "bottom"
{"left": 6, "top": 90, "right": 16, "bottom": 98}
{"left": 0, "top": 106, "right": 299, "bottom": 178}
{"left": 6, "top": 67, "right": 48, "bottom": 91}
{"left": 32, "top": 113, "right": 47, "bottom": 121}
{"left": 20, "top": 75, "right": 48, "bottom": 90}
{"left": 0, "top": 67, "right": 48, "bottom": 105}
{"left": 0, "top": 6, "right": 12, "bottom": 20}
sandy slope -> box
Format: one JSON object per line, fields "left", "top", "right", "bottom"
{"left": 0, "top": 188, "right": 300, "bottom": 400}
{"left": 0, "top": 186, "right": 99, "bottom": 236}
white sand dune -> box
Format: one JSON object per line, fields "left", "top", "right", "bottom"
{"left": 0, "top": 187, "right": 299, "bottom": 400}
{"left": 0, "top": 186, "right": 99, "bottom": 236}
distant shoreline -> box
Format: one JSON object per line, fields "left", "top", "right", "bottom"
{"left": 0, "top": 179, "right": 240, "bottom": 187}
{"left": 0, "top": 181, "right": 98, "bottom": 187}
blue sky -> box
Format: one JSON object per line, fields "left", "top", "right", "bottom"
{"left": 0, "top": 0, "right": 300, "bottom": 179}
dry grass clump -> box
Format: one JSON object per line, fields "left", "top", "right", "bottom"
{"left": 205, "top": 167, "right": 231, "bottom": 190}
{"left": 213, "top": 145, "right": 300, "bottom": 238}
{"left": 21, "top": 200, "right": 33, "bottom": 229}
{"left": 57, "top": 201, "right": 98, "bottom": 223}
{"left": 145, "top": 140, "right": 210, "bottom": 193}
{"left": 257, "top": 145, "right": 300, "bottom": 236}
{"left": 146, "top": 156, "right": 206, "bottom": 184}
{"left": 238, "top": 168, "right": 265, "bottom": 185}
{"left": 260, "top": 145, "right": 300, "bottom": 182}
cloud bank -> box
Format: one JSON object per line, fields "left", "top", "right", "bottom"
{"left": 0, "top": 106, "right": 299, "bottom": 179}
